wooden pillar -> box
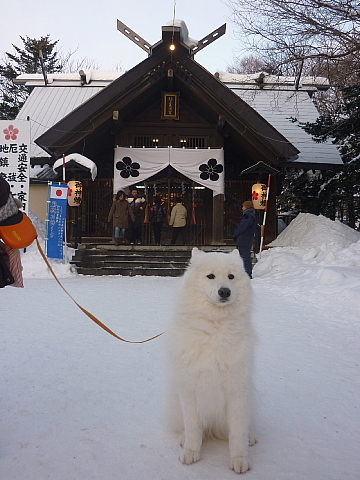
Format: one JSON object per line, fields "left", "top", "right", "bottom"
{"left": 212, "top": 193, "right": 224, "bottom": 244}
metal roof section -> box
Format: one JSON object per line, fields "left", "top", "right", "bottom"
{"left": 219, "top": 72, "right": 342, "bottom": 166}
{"left": 218, "top": 72, "right": 330, "bottom": 92}
{"left": 14, "top": 70, "right": 121, "bottom": 87}
{"left": 32, "top": 24, "right": 298, "bottom": 162}
{"left": 34, "top": 57, "right": 299, "bottom": 162}
{"left": 30, "top": 164, "right": 58, "bottom": 180}
{"left": 16, "top": 85, "right": 104, "bottom": 158}
{"left": 16, "top": 60, "right": 342, "bottom": 167}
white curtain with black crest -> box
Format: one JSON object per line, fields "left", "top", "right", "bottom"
{"left": 113, "top": 147, "right": 224, "bottom": 196}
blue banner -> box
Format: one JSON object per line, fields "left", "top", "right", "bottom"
{"left": 46, "top": 183, "right": 68, "bottom": 259}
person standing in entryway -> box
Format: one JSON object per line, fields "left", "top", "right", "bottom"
{"left": 127, "top": 188, "right": 146, "bottom": 245}
{"left": 108, "top": 190, "right": 135, "bottom": 245}
{"left": 150, "top": 196, "right": 167, "bottom": 245}
{"left": 169, "top": 198, "right": 188, "bottom": 245}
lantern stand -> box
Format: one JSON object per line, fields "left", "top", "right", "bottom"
{"left": 62, "top": 156, "right": 68, "bottom": 262}
{"left": 258, "top": 174, "right": 272, "bottom": 256}
{"left": 54, "top": 162, "right": 86, "bottom": 249}
{"left": 68, "top": 167, "right": 83, "bottom": 249}
{"left": 53, "top": 155, "right": 98, "bottom": 249}
{"left": 240, "top": 162, "right": 279, "bottom": 253}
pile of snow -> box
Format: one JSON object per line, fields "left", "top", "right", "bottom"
{"left": 2, "top": 212, "right": 358, "bottom": 480}
{"left": 253, "top": 213, "right": 360, "bottom": 307}
{"left": 21, "top": 211, "right": 360, "bottom": 291}
{"left": 20, "top": 211, "right": 360, "bottom": 307}
{"left": 269, "top": 212, "right": 360, "bottom": 249}
{"left": 21, "top": 211, "right": 76, "bottom": 278}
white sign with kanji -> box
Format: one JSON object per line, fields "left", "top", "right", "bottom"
{"left": 0, "top": 120, "right": 31, "bottom": 213}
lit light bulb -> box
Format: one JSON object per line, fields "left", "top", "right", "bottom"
{"left": 170, "top": 44, "right": 175, "bottom": 51}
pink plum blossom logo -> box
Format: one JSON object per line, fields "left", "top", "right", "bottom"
{"left": 252, "top": 191, "right": 260, "bottom": 201}
{"left": 3, "top": 125, "right": 19, "bottom": 140}
{"left": 199, "top": 158, "right": 223, "bottom": 181}
{"left": 116, "top": 156, "right": 140, "bottom": 179}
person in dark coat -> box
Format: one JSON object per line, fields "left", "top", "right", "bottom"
{"left": 108, "top": 191, "right": 135, "bottom": 245}
{"left": 127, "top": 188, "right": 147, "bottom": 245}
{"left": 233, "top": 200, "right": 257, "bottom": 278}
{"left": 150, "top": 196, "right": 167, "bottom": 245}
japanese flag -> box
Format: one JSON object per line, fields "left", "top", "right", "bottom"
{"left": 50, "top": 185, "right": 68, "bottom": 200}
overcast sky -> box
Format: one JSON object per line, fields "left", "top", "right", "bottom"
{"left": 1, "top": 0, "right": 242, "bottom": 75}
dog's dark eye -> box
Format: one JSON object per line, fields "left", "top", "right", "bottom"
{"left": 207, "top": 274, "right": 215, "bottom": 279}
{"left": 228, "top": 274, "right": 234, "bottom": 279}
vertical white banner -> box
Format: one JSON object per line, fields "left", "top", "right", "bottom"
{"left": 0, "top": 120, "right": 31, "bottom": 213}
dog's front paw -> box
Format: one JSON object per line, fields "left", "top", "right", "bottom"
{"left": 230, "top": 456, "right": 251, "bottom": 474}
{"left": 180, "top": 449, "right": 201, "bottom": 465}
{"left": 248, "top": 432, "right": 257, "bottom": 446}
{"left": 179, "top": 432, "right": 185, "bottom": 447}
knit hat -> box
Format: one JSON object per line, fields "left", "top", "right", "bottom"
{"left": 242, "top": 200, "right": 254, "bottom": 209}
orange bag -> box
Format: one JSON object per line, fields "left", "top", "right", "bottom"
{"left": 0, "top": 211, "right": 37, "bottom": 249}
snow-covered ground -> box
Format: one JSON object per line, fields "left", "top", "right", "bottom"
{"left": 1, "top": 213, "right": 359, "bottom": 479}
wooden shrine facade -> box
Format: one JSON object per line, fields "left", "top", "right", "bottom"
{"left": 35, "top": 23, "right": 300, "bottom": 246}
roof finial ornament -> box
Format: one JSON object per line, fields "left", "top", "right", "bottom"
{"left": 116, "top": 19, "right": 226, "bottom": 57}
{"left": 116, "top": 20, "right": 152, "bottom": 55}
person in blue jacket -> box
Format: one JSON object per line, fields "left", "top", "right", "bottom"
{"left": 233, "top": 200, "right": 257, "bottom": 278}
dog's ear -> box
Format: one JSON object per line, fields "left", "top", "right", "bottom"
{"left": 229, "top": 249, "right": 240, "bottom": 259}
{"left": 191, "top": 247, "right": 205, "bottom": 260}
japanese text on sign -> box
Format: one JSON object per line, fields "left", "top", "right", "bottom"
{"left": 0, "top": 121, "right": 31, "bottom": 213}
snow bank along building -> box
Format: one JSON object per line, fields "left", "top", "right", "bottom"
{"left": 15, "top": 20, "right": 342, "bottom": 247}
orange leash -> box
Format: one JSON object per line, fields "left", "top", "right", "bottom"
{"left": 36, "top": 238, "right": 164, "bottom": 343}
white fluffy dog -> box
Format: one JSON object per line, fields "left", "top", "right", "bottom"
{"left": 166, "top": 248, "right": 256, "bottom": 474}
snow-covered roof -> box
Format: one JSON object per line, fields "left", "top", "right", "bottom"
{"left": 30, "top": 164, "right": 58, "bottom": 180}
{"left": 16, "top": 71, "right": 121, "bottom": 159}
{"left": 218, "top": 72, "right": 342, "bottom": 166}
{"left": 217, "top": 72, "right": 330, "bottom": 92}
{"left": 14, "top": 70, "right": 121, "bottom": 87}
{"left": 16, "top": 66, "right": 342, "bottom": 167}
{"left": 53, "top": 154, "right": 97, "bottom": 181}
{"left": 16, "top": 85, "right": 104, "bottom": 158}
{"left": 165, "top": 20, "right": 198, "bottom": 48}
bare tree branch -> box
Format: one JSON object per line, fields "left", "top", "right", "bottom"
{"left": 227, "top": 0, "right": 360, "bottom": 73}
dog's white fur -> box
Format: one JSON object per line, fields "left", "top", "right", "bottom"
{"left": 165, "top": 248, "right": 255, "bottom": 474}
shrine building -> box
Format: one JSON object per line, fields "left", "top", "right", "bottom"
{"left": 15, "top": 20, "right": 342, "bottom": 246}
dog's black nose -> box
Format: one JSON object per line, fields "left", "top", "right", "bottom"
{"left": 218, "top": 287, "right": 231, "bottom": 299}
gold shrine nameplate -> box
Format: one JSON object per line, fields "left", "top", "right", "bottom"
{"left": 161, "top": 92, "right": 180, "bottom": 120}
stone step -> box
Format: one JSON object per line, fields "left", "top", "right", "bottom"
{"left": 77, "top": 244, "right": 237, "bottom": 252}
{"left": 71, "top": 244, "right": 255, "bottom": 276}
{"left": 72, "top": 259, "right": 189, "bottom": 269}
{"left": 72, "top": 250, "right": 192, "bottom": 258}
{"left": 75, "top": 266, "right": 185, "bottom": 277}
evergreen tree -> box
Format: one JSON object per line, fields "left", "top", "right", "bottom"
{"left": 0, "top": 35, "right": 63, "bottom": 119}
{"left": 278, "top": 168, "right": 342, "bottom": 220}
{"left": 281, "top": 80, "right": 360, "bottom": 229}
{"left": 304, "top": 82, "right": 360, "bottom": 163}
